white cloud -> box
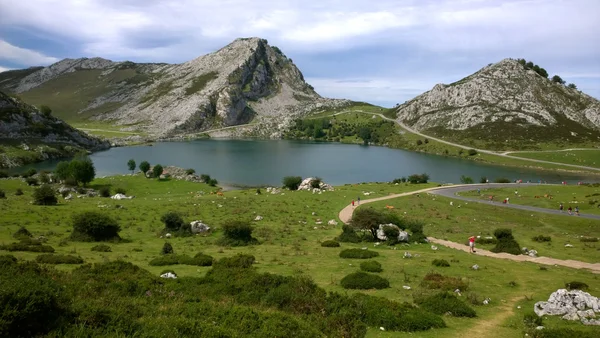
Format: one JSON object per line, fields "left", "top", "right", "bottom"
{"left": 0, "top": 40, "right": 59, "bottom": 66}
{"left": 0, "top": 66, "right": 13, "bottom": 73}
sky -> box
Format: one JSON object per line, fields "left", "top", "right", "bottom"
{"left": 0, "top": 0, "right": 599, "bottom": 107}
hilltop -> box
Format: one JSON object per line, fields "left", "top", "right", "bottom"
{"left": 0, "top": 91, "right": 109, "bottom": 168}
{"left": 0, "top": 38, "right": 349, "bottom": 138}
{"left": 392, "top": 58, "right": 600, "bottom": 150}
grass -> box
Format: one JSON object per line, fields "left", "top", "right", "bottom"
{"left": 459, "top": 185, "right": 600, "bottom": 216}
{"left": 1, "top": 175, "right": 599, "bottom": 337}
{"left": 509, "top": 150, "right": 600, "bottom": 169}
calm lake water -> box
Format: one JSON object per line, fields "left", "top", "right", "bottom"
{"left": 15, "top": 140, "right": 596, "bottom": 186}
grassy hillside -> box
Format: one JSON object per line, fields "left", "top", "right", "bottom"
{"left": 509, "top": 150, "right": 600, "bottom": 169}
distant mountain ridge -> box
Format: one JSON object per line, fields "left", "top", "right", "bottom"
{"left": 393, "top": 58, "right": 600, "bottom": 150}
{"left": 0, "top": 38, "right": 349, "bottom": 138}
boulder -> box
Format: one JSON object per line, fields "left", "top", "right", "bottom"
{"left": 471, "top": 264, "right": 479, "bottom": 270}
{"left": 165, "top": 233, "right": 172, "bottom": 238}
{"left": 376, "top": 223, "right": 410, "bottom": 242}
{"left": 254, "top": 215, "right": 263, "bottom": 221}
{"left": 111, "top": 193, "right": 133, "bottom": 200}
{"left": 297, "top": 177, "right": 334, "bottom": 192}
{"left": 160, "top": 272, "right": 177, "bottom": 279}
{"left": 64, "top": 194, "right": 73, "bottom": 200}
{"left": 328, "top": 219, "right": 338, "bottom": 226}
{"left": 190, "top": 220, "right": 210, "bottom": 234}
{"left": 534, "top": 289, "right": 600, "bottom": 325}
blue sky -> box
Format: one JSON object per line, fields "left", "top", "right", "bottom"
{"left": 1, "top": 0, "right": 599, "bottom": 107}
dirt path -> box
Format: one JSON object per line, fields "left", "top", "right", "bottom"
{"left": 337, "top": 184, "right": 600, "bottom": 274}
{"left": 460, "top": 296, "right": 521, "bottom": 338}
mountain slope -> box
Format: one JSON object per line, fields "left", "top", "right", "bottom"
{"left": 0, "top": 91, "right": 109, "bottom": 168}
{"left": 393, "top": 58, "right": 600, "bottom": 150}
{"left": 0, "top": 38, "right": 348, "bottom": 137}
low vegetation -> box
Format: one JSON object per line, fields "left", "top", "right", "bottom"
{"left": 339, "top": 248, "right": 379, "bottom": 259}
{"left": 149, "top": 253, "right": 213, "bottom": 266}
{"left": 359, "top": 260, "right": 383, "bottom": 273}
{"left": 340, "top": 271, "right": 390, "bottom": 289}
{"left": 70, "top": 211, "right": 121, "bottom": 242}
{"left": 432, "top": 259, "right": 450, "bottom": 267}
{"left": 90, "top": 244, "right": 112, "bottom": 252}
{"left": 420, "top": 272, "right": 469, "bottom": 291}
{"left": 565, "top": 281, "right": 589, "bottom": 291}
{"left": 36, "top": 254, "right": 84, "bottom": 264}
{"left": 415, "top": 292, "right": 477, "bottom": 317}
{"left": 0, "top": 238, "right": 55, "bottom": 253}
{"left": 32, "top": 184, "right": 57, "bottom": 205}
{"left": 490, "top": 228, "right": 521, "bottom": 255}
{"left": 218, "top": 220, "right": 258, "bottom": 246}
{"left": 320, "top": 240, "right": 340, "bottom": 247}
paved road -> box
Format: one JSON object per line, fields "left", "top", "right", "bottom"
{"left": 430, "top": 183, "right": 600, "bottom": 221}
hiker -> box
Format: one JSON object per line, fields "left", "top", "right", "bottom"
{"left": 503, "top": 198, "right": 507, "bottom": 204}
{"left": 357, "top": 196, "right": 361, "bottom": 205}
{"left": 575, "top": 206, "right": 579, "bottom": 216}
{"left": 489, "top": 195, "right": 493, "bottom": 202}
{"left": 568, "top": 206, "right": 572, "bottom": 215}
{"left": 559, "top": 203, "right": 564, "bottom": 212}
{"left": 477, "top": 188, "right": 480, "bottom": 195}
{"left": 352, "top": 200, "right": 355, "bottom": 207}
{"left": 506, "top": 197, "right": 510, "bottom": 204}
{"left": 469, "top": 236, "right": 476, "bottom": 253}
{"left": 514, "top": 190, "right": 518, "bottom": 196}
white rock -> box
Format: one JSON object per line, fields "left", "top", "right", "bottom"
{"left": 254, "top": 215, "right": 263, "bottom": 221}
{"left": 327, "top": 219, "right": 338, "bottom": 226}
{"left": 565, "top": 244, "right": 574, "bottom": 248}
{"left": 431, "top": 245, "right": 438, "bottom": 250}
{"left": 403, "top": 252, "right": 412, "bottom": 258}
{"left": 535, "top": 326, "right": 544, "bottom": 330}
{"left": 403, "top": 285, "right": 411, "bottom": 290}
{"left": 165, "top": 233, "right": 172, "bottom": 238}
{"left": 190, "top": 221, "right": 210, "bottom": 234}
{"left": 534, "top": 289, "right": 600, "bottom": 325}
{"left": 111, "top": 193, "right": 133, "bottom": 200}
{"left": 160, "top": 272, "right": 177, "bottom": 279}
{"left": 471, "top": 264, "right": 479, "bottom": 270}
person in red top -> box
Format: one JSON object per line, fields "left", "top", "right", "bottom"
{"left": 469, "top": 236, "right": 476, "bottom": 253}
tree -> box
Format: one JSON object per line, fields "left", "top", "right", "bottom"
{"left": 567, "top": 83, "right": 577, "bottom": 89}
{"left": 32, "top": 185, "right": 58, "bottom": 206}
{"left": 70, "top": 157, "right": 95, "bottom": 186}
{"left": 161, "top": 211, "right": 185, "bottom": 231}
{"left": 350, "top": 208, "right": 392, "bottom": 240}
{"left": 153, "top": 164, "right": 164, "bottom": 179}
{"left": 358, "top": 127, "right": 371, "bottom": 145}
{"left": 525, "top": 61, "right": 534, "bottom": 69}
{"left": 39, "top": 105, "right": 52, "bottom": 117}
{"left": 467, "top": 149, "right": 478, "bottom": 156}
{"left": 551, "top": 75, "right": 566, "bottom": 85}
{"left": 282, "top": 176, "right": 302, "bottom": 190}
{"left": 139, "top": 161, "right": 150, "bottom": 176}
{"left": 71, "top": 211, "right": 121, "bottom": 241}
{"left": 127, "top": 159, "right": 136, "bottom": 174}
{"left": 220, "top": 220, "right": 257, "bottom": 246}
{"left": 54, "top": 161, "right": 71, "bottom": 181}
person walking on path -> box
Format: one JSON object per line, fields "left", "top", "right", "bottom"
{"left": 352, "top": 200, "right": 355, "bottom": 207}
{"left": 469, "top": 236, "right": 476, "bottom": 253}
{"left": 575, "top": 206, "right": 580, "bottom": 216}
{"left": 559, "top": 203, "right": 564, "bottom": 213}
{"left": 568, "top": 206, "right": 572, "bottom": 215}
{"left": 357, "top": 196, "right": 360, "bottom": 205}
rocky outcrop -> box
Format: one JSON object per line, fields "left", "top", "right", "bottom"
{"left": 393, "top": 58, "right": 600, "bottom": 148}
{"left": 1, "top": 38, "right": 349, "bottom": 138}
{"left": 534, "top": 289, "right": 600, "bottom": 325}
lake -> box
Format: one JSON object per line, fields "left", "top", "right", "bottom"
{"left": 14, "top": 140, "right": 596, "bottom": 186}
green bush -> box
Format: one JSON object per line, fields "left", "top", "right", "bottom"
{"left": 149, "top": 254, "right": 178, "bottom": 266}
{"left": 416, "top": 292, "right": 476, "bottom": 317}
{"left": 490, "top": 228, "right": 521, "bottom": 255}
{"left": 523, "top": 312, "right": 543, "bottom": 328}
{"left": 152, "top": 164, "right": 163, "bottom": 179}
{"left": 421, "top": 272, "right": 468, "bottom": 291}
{"left": 360, "top": 260, "right": 383, "bottom": 273}
{"left": 70, "top": 211, "right": 121, "bottom": 242}
{"left": 139, "top": 161, "right": 150, "bottom": 174}
{"left": 340, "top": 271, "right": 390, "bottom": 289}
{"left": 25, "top": 177, "right": 38, "bottom": 186}
{"left": 91, "top": 244, "right": 112, "bottom": 252}
{"left": 339, "top": 248, "right": 379, "bottom": 259}
{"left": 12, "top": 227, "right": 32, "bottom": 240}
{"left": 432, "top": 259, "right": 450, "bottom": 267}
{"left": 99, "top": 186, "right": 111, "bottom": 197}
{"left": 494, "top": 177, "right": 511, "bottom": 183}
{"left": 321, "top": 240, "right": 340, "bottom": 247}
{"left": 219, "top": 220, "right": 258, "bottom": 246}
{"left": 460, "top": 175, "right": 474, "bottom": 184}
{"left": 161, "top": 242, "right": 174, "bottom": 255}
{"left": 39, "top": 172, "right": 50, "bottom": 184}
{"left": 0, "top": 239, "right": 55, "bottom": 253}
{"left": 150, "top": 253, "right": 213, "bottom": 267}
{"left": 208, "top": 178, "right": 218, "bottom": 186}
{"left": 336, "top": 224, "right": 361, "bottom": 243}
{"left": 0, "top": 170, "right": 8, "bottom": 178}
{"left": 382, "top": 225, "right": 400, "bottom": 244}
{"left": 282, "top": 176, "right": 302, "bottom": 190}
{"left": 0, "top": 254, "right": 17, "bottom": 267}
{"left": 565, "top": 281, "right": 589, "bottom": 291}
{"left": 189, "top": 252, "right": 214, "bottom": 266}
{"left": 114, "top": 187, "right": 126, "bottom": 195}
{"left": 213, "top": 254, "right": 255, "bottom": 269}
{"left": 32, "top": 184, "right": 57, "bottom": 205}
{"left": 310, "top": 177, "right": 322, "bottom": 189}
{"left": 36, "top": 254, "right": 84, "bottom": 264}
{"left": 14, "top": 188, "right": 23, "bottom": 196}
{"left": 477, "top": 237, "right": 497, "bottom": 245}
{"left": 185, "top": 168, "right": 195, "bottom": 175}
{"left": 532, "top": 235, "right": 551, "bottom": 242}
{"left": 467, "top": 149, "right": 478, "bottom": 156}
{"left": 22, "top": 168, "right": 37, "bottom": 178}
{"left": 200, "top": 174, "right": 211, "bottom": 182}
{"left": 580, "top": 237, "right": 598, "bottom": 242}
{"left": 161, "top": 211, "right": 185, "bottom": 231}
{"left": 408, "top": 173, "right": 429, "bottom": 184}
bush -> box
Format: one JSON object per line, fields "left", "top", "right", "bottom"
{"left": 580, "top": 237, "right": 598, "bottom": 242}
{"left": 532, "top": 235, "right": 551, "bottom": 242}
{"left": 340, "top": 271, "right": 390, "bottom": 289}
{"left": 282, "top": 176, "right": 302, "bottom": 190}
{"left": 14, "top": 188, "right": 23, "bottom": 196}
{"left": 416, "top": 139, "right": 423, "bottom": 145}
{"left": 494, "top": 177, "right": 511, "bottom": 183}
{"left": 161, "top": 211, "right": 185, "bottom": 231}
{"left": 523, "top": 312, "right": 543, "bottom": 328}
{"left": 150, "top": 253, "right": 213, "bottom": 267}
{"left": 0, "top": 170, "right": 8, "bottom": 178}
{"left": 36, "top": 254, "right": 84, "bottom": 264}
{"left": 408, "top": 173, "right": 429, "bottom": 184}
{"left": 467, "top": 149, "right": 478, "bottom": 156}
{"left": 432, "top": 259, "right": 450, "bottom": 267}
{"left": 213, "top": 254, "right": 255, "bottom": 269}
{"left": 310, "top": 177, "right": 322, "bottom": 189}
{"left": 161, "top": 242, "right": 174, "bottom": 255}
{"left": 339, "top": 248, "right": 379, "bottom": 259}
{"left": 360, "top": 260, "right": 383, "bottom": 273}
{"left": 22, "top": 168, "right": 37, "bottom": 178}
{"left": 321, "top": 240, "right": 340, "bottom": 247}
{"left": 0, "top": 190, "right": 5, "bottom": 199}
{"left": 70, "top": 211, "right": 121, "bottom": 242}
{"left": 139, "top": 161, "right": 150, "bottom": 175}
{"left": 477, "top": 237, "right": 497, "bottom": 245}
{"left": 152, "top": 164, "right": 163, "bottom": 179}
{"left": 480, "top": 176, "right": 488, "bottom": 183}
{"left": 490, "top": 228, "right": 521, "bottom": 255}
{"left": 0, "top": 240, "right": 55, "bottom": 253}
{"left": 91, "top": 244, "right": 112, "bottom": 252}
{"left": 39, "top": 172, "right": 50, "bottom": 184}
{"left": 565, "top": 281, "right": 589, "bottom": 291}
{"left": 336, "top": 224, "right": 362, "bottom": 243}
{"left": 185, "top": 168, "right": 195, "bottom": 175}
{"left": 460, "top": 175, "right": 474, "bottom": 184}
{"left": 12, "top": 227, "right": 32, "bottom": 240}
{"left": 0, "top": 254, "right": 17, "bottom": 267}
{"left": 189, "top": 252, "right": 214, "bottom": 266}
{"left": 32, "top": 184, "right": 57, "bottom": 205}
{"left": 99, "top": 186, "right": 111, "bottom": 197}
{"left": 382, "top": 225, "right": 400, "bottom": 244}
{"left": 219, "top": 220, "right": 258, "bottom": 246}
{"left": 416, "top": 292, "right": 476, "bottom": 317}
{"left": 208, "top": 178, "right": 218, "bottom": 186}
{"left": 25, "top": 177, "right": 38, "bottom": 186}
{"left": 421, "top": 273, "right": 469, "bottom": 291}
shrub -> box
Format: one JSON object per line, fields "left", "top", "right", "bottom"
{"left": 0, "top": 254, "right": 17, "bottom": 267}
{"left": 139, "top": 161, "right": 150, "bottom": 175}
{"left": 150, "top": 253, "right": 213, "bottom": 267}
{"left": 213, "top": 254, "right": 255, "bottom": 269}
{"left": 208, "top": 178, "right": 218, "bottom": 186}
{"left": 565, "top": 281, "right": 589, "bottom": 291}
{"left": 421, "top": 273, "right": 468, "bottom": 291}
{"left": 99, "top": 186, "right": 111, "bottom": 197}
{"left": 523, "top": 312, "right": 543, "bottom": 328}
{"left": 185, "top": 168, "right": 195, "bottom": 175}
{"left": 70, "top": 211, "right": 121, "bottom": 242}
{"left": 91, "top": 244, "right": 112, "bottom": 252}
{"left": 490, "top": 228, "right": 521, "bottom": 255}
{"left": 14, "top": 188, "right": 23, "bottom": 196}
{"left": 32, "top": 184, "right": 57, "bottom": 205}
{"left": 149, "top": 254, "right": 178, "bottom": 266}
{"left": 161, "top": 242, "right": 174, "bottom": 255}
{"left": 25, "top": 177, "right": 38, "bottom": 186}
{"left": 532, "top": 235, "right": 551, "bottom": 242}
{"left": 477, "top": 237, "right": 497, "bottom": 244}
{"left": 467, "top": 149, "right": 478, "bottom": 156}
{"left": 432, "top": 259, "right": 450, "bottom": 267}
{"left": 219, "top": 220, "right": 258, "bottom": 246}
{"left": 339, "top": 248, "right": 379, "bottom": 259}
{"left": 382, "top": 225, "right": 400, "bottom": 244}
{"left": 340, "top": 271, "right": 390, "bottom": 289}
{"left": 321, "top": 240, "right": 340, "bottom": 247}
{"left": 480, "top": 176, "right": 488, "bottom": 183}
{"left": 580, "top": 237, "right": 598, "bottom": 242}
{"left": 189, "top": 252, "right": 214, "bottom": 266}
{"left": 36, "top": 254, "right": 84, "bottom": 264}
{"left": 39, "top": 172, "right": 50, "bottom": 184}
{"left": 282, "top": 176, "right": 302, "bottom": 190}
{"left": 200, "top": 174, "right": 211, "bottom": 183}
{"left": 416, "top": 139, "right": 423, "bottom": 146}
{"left": 0, "top": 190, "right": 5, "bottom": 199}
{"left": 22, "top": 168, "right": 37, "bottom": 178}
{"left": 336, "top": 224, "right": 361, "bottom": 243}
{"left": 408, "top": 173, "right": 429, "bottom": 184}
{"left": 494, "top": 177, "right": 511, "bottom": 183}
{"left": 152, "top": 164, "right": 163, "bottom": 179}
{"left": 416, "top": 292, "right": 476, "bottom": 317}
{"left": 310, "top": 177, "right": 322, "bottom": 189}
{"left": 0, "top": 240, "right": 55, "bottom": 253}
{"left": 0, "top": 170, "right": 8, "bottom": 178}
{"left": 12, "top": 227, "right": 32, "bottom": 240}
{"left": 161, "top": 211, "right": 185, "bottom": 231}
{"left": 360, "top": 260, "right": 383, "bottom": 273}
{"left": 460, "top": 175, "right": 474, "bottom": 184}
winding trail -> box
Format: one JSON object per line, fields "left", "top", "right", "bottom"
{"left": 337, "top": 183, "right": 600, "bottom": 274}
